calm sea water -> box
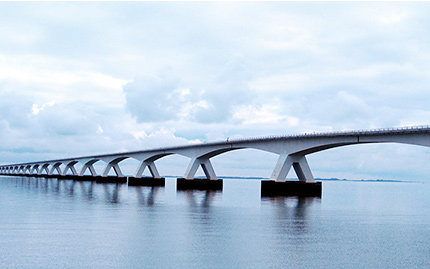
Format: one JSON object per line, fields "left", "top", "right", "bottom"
{"left": 0, "top": 176, "right": 429, "bottom": 268}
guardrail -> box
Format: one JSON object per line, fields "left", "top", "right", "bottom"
{"left": 225, "top": 125, "right": 430, "bottom": 143}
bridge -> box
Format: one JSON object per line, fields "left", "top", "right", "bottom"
{"left": 1, "top": 126, "right": 429, "bottom": 196}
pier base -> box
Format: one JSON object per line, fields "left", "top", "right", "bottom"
{"left": 177, "top": 178, "right": 223, "bottom": 191}
{"left": 95, "top": 176, "right": 127, "bottom": 184}
{"left": 261, "top": 180, "right": 322, "bottom": 197}
{"left": 128, "top": 177, "right": 165, "bottom": 187}
{"left": 60, "top": 175, "right": 96, "bottom": 181}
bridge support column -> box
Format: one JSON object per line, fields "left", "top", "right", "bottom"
{"left": 38, "top": 164, "right": 50, "bottom": 176}
{"left": 79, "top": 163, "right": 97, "bottom": 177}
{"left": 62, "top": 163, "right": 78, "bottom": 176}
{"left": 177, "top": 157, "right": 222, "bottom": 191}
{"left": 264, "top": 154, "right": 320, "bottom": 197}
{"left": 134, "top": 160, "right": 161, "bottom": 178}
{"left": 96, "top": 161, "right": 127, "bottom": 183}
{"left": 128, "top": 160, "right": 165, "bottom": 187}
{"left": 24, "top": 166, "right": 31, "bottom": 175}
{"left": 271, "top": 154, "right": 315, "bottom": 182}
{"left": 102, "top": 162, "right": 124, "bottom": 177}
{"left": 48, "top": 163, "right": 62, "bottom": 176}
{"left": 183, "top": 157, "right": 217, "bottom": 180}
{"left": 30, "top": 165, "right": 39, "bottom": 175}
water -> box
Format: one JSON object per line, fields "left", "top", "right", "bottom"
{"left": 0, "top": 176, "right": 429, "bottom": 268}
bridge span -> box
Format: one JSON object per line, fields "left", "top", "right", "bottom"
{"left": 1, "top": 126, "right": 429, "bottom": 196}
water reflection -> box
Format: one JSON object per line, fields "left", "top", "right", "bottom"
{"left": 61, "top": 179, "right": 77, "bottom": 196}
{"left": 131, "top": 186, "right": 161, "bottom": 206}
{"left": 3, "top": 176, "right": 126, "bottom": 205}
{"left": 102, "top": 183, "right": 121, "bottom": 204}
{"left": 180, "top": 190, "right": 217, "bottom": 210}
{"left": 263, "top": 196, "right": 320, "bottom": 235}
{"left": 79, "top": 181, "right": 95, "bottom": 201}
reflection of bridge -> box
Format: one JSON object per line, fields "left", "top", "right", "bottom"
{"left": 1, "top": 126, "right": 429, "bottom": 196}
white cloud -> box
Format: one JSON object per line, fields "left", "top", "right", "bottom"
{"left": 233, "top": 104, "right": 299, "bottom": 126}
{"left": 0, "top": 53, "right": 128, "bottom": 107}
{"left": 31, "top": 101, "right": 55, "bottom": 115}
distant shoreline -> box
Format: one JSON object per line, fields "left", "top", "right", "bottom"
{"left": 162, "top": 175, "right": 423, "bottom": 183}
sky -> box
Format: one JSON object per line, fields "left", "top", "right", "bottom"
{"left": 0, "top": 2, "right": 429, "bottom": 180}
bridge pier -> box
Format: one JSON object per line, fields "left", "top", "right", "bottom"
{"left": 177, "top": 157, "right": 223, "bottom": 190}
{"left": 177, "top": 178, "right": 223, "bottom": 191}
{"left": 265, "top": 154, "right": 320, "bottom": 196}
{"left": 95, "top": 176, "right": 127, "bottom": 184}
{"left": 128, "top": 159, "right": 165, "bottom": 186}
{"left": 261, "top": 180, "right": 321, "bottom": 197}
{"left": 128, "top": 176, "right": 165, "bottom": 186}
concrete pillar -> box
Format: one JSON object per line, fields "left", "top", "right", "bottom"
{"left": 48, "top": 163, "right": 62, "bottom": 176}
{"left": 43, "top": 165, "right": 50, "bottom": 175}
{"left": 184, "top": 158, "right": 200, "bottom": 179}
{"left": 200, "top": 158, "right": 217, "bottom": 180}
{"left": 134, "top": 160, "right": 161, "bottom": 178}
{"left": 271, "top": 154, "right": 294, "bottom": 182}
{"left": 270, "top": 154, "right": 315, "bottom": 182}
{"left": 102, "top": 162, "right": 124, "bottom": 177}
{"left": 147, "top": 161, "right": 161, "bottom": 178}
{"left": 292, "top": 156, "right": 315, "bottom": 182}
{"left": 184, "top": 157, "right": 217, "bottom": 180}
{"left": 79, "top": 162, "right": 98, "bottom": 176}
{"left": 30, "top": 165, "right": 39, "bottom": 175}
{"left": 62, "top": 162, "right": 78, "bottom": 176}
{"left": 38, "top": 164, "right": 50, "bottom": 175}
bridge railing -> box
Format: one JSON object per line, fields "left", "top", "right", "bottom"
{"left": 222, "top": 125, "right": 430, "bottom": 144}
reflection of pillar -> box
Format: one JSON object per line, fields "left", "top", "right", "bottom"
{"left": 67, "top": 180, "right": 76, "bottom": 196}
{"left": 183, "top": 190, "right": 216, "bottom": 208}
{"left": 79, "top": 181, "right": 95, "bottom": 200}
{"left": 271, "top": 154, "right": 314, "bottom": 182}
{"left": 103, "top": 184, "right": 120, "bottom": 203}
{"left": 135, "top": 186, "right": 159, "bottom": 206}
{"left": 268, "top": 197, "right": 318, "bottom": 235}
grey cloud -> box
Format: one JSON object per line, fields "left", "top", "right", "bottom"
{"left": 124, "top": 72, "right": 183, "bottom": 122}
{"left": 0, "top": 89, "right": 33, "bottom": 129}
{"left": 124, "top": 57, "right": 254, "bottom": 124}
{"left": 34, "top": 103, "right": 99, "bottom": 136}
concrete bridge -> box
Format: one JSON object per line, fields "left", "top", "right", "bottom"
{"left": 1, "top": 126, "right": 429, "bottom": 196}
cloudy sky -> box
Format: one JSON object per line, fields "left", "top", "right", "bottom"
{"left": 1, "top": 2, "right": 429, "bottom": 180}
